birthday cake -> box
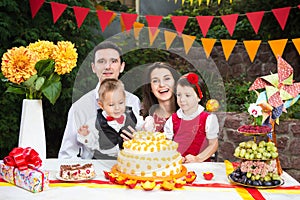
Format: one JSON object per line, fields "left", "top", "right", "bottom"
{"left": 112, "top": 131, "right": 184, "bottom": 180}
{"left": 59, "top": 163, "right": 95, "bottom": 181}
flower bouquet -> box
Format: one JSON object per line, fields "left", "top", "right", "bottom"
{"left": 1, "top": 40, "right": 78, "bottom": 104}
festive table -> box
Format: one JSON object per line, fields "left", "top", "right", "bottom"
{"left": 1, "top": 159, "right": 299, "bottom": 200}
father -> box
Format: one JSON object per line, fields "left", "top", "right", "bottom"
{"left": 58, "top": 41, "right": 141, "bottom": 159}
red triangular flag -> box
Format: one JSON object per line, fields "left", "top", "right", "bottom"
{"left": 145, "top": 15, "right": 163, "bottom": 36}
{"left": 272, "top": 7, "right": 291, "bottom": 30}
{"left": 196, "top": 16, "right": 214, "bottom": 37}
{"left": 73, "top": 6, "right": 90, "bottom": 29}
{"left": 220, "top": 14, "right": 239, "bottom": 36}
{"left": 97, "top": 10, "right": 114, "bottom": 32}
{"left": 29, "top": 0, "right": 45, "bottom": 18}
{"left": 171, "top": 16, "right": 189, "bottom": 36}
{"left": 120, "top": 13, "right": 138, "bottom": 32}
{"left": 298, "top": 5, "right": 300, "bottom": 9}
{"left": 246, "top": 11, "right": 264, "bottom": 34}
{"left": 50, "top": 2, "right": 67, "bottom": 24}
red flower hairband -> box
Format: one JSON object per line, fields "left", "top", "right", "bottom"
{"left": 186, "top": 73, "right": 203, "bottom": 99}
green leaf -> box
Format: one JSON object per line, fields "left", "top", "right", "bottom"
{"left": 35, "top": 77, "right": 45, "bottom": 91}
{"left": 23, "top": 74, "right": 38, "bottom": 87}
{"left": 5, "top": 86, "right": 26, "bottom": 94}
{"left": 35, "top": 59, "right": 55, "bottom": 76}
{"left": 42, "top": 81, "right": 62, "bottom": 105}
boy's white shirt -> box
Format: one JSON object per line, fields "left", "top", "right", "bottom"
{"left": 77, "top": 110, "right": 145, "bottom": 157}
{"left": 164, "top": 105, "right": 219, "bottom": 140}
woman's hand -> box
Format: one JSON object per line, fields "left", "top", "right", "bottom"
{"left": 121, "top": 126, "right": 135, "bottom": 141}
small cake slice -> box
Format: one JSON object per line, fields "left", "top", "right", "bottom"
{"left": 59, "top": 163, "right": 95, "bottom": 180}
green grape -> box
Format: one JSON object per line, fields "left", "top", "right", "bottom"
{"left": 234, "top": 147, "right": 241, "bottom": 154}
{"left": 258, "top": 148, "right": 265, "bottom": 153}
{"left": 264, "top": 175, "right": 271, "bottom": 182}
{"left": 258, "top": 141, "right": 265, "bottom": 148}
{"left": 256, "top": 152, "right": 262, "bottom": 159}
{"left": 271, "top": 152, "right": 278, "bottom": 159}
{"left": 245, "top": 152, "right": 250, "bottom": 159}
{"left": 271, "top": 146, "right": 278, "bottom": 152}
{"left": 255, "top": 174, "right": 260, "bottom": 180}
{"left": 246, "top": 141, "right": 253, "bottom": 149}
{"left": 246, "top": 172, "right": 252, "bottom": 178}
{"left": 240, "top": 149, "right": 246, "bottom": 158}
{"left": 252, "top": 143, "right": 258, "bottom": 151}
{"left": 249, "top": 153, "right": 255, "bottom": 160}
{"left": 272, "top": 174, "right": 281, "bottom": 181}
{"left": 239, "top": 142, "right": 246, "bottom": 148}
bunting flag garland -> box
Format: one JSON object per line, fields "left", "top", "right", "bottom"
{"left": 272, "top": 7, "right": 291, "bottom": 31}
{"left": 28, "top": 1, "right": 300, "bottom": 62}
{"left": 50, "top": 2, "right": 67, "bottom": 24}
{"left": 196, "top": 16, "right": 214, "bottom": 37}
{"left": 120, "top": 13, "right": 138, "bottom": 32}
{"left": 96, "top": 10, "right": 115, "bottom": 32}
{"left": 221, "top": 39, "right": 237, "bottom": 61}
{"left": 182, "top": 34, "right": 196, "bottom": 54}
{"left": 243, "top": 40, "right": 261, "bottom": 62}
{"left": 220, "top": 14, "right": 239, "bottom": 36}
{"left": 145, "top": 15, "right": 163, "bottom": 36}
{"left": 292, "top": 38, "right": 300, "bottom": 55}
{"left": 73, "top": 6, "right": 90, "bottom": 29}
{"left": 164, "top": 30, "right": 177, "bottom": 50}
{"left": 29, "top": 0, "right": 45, "bottom": 18}
{"left": 268, "top": 39, "right": 288, "bottom": 58}
{"left": 201, "top": 38, "right": 216, "bottom": 58}
{"left": 171, "top": 16, "right": 189, "bottom": 36}
{"left": 245, "top": 11, "right": 264, "bottom": 34}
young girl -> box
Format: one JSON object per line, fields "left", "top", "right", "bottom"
{"left": 164, "top": 73, "right": 219, "bottom": 163}
{"left": 77, "top": 79, "right": 149, "bottom": 159}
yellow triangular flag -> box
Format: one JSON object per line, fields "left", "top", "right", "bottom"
{"left": 133, "top": 22, "right": 144, "bottom": 40}
{"left": 268, "top": 39, "right": 288, "bottom": 58}
{"left": 182, "top": 0, "right": 185, "bottom": 5}
{"left": 218, "top": 0, "right": 221, "bottom": 5}
{"left": 201, "top": 38, "right": 216, "bottom": 58}
{"left": 243, "top": 40, "right": 261, "bottom": 62}
{"left": 190, "top": 0, "right": 193, "bottom": 6}
{"left": 148, "top": 28, "right": 160, "bottom": 46}
{"left": 182, "top": 34, "right": 196, "bottom": 54}
{"left": 164, "top": 30, "right": 177, "bottom": 50}
{"left": 220, "top": 39, "right": 237, "bottom": 61}
{"left": 207, "top": 0, "right": 210, "bottom": 6}
{"left": 292, "top": 38, "right": 300, "bottom": 55}
{"left": 198, "top": 0, "right": 202, "bottom": 6}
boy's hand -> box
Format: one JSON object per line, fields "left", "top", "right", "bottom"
{"left": 121, "top": 126, "right": 135, "bottom": 141}
{"left": 78, "top": 125, "right": 90, "bottom": 136}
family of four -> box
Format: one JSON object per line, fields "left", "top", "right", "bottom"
{"left": 58, "top": 41, "right": 219, "bottom": 163}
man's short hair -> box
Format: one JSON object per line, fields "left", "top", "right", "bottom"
{"left": 92, "top": 41, "right": 123, "bottom": 63}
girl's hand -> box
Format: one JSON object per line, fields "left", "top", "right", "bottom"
{"left": 78, "top": 125, "right": 90, "bottom": 136}
{"left": 121, "top": 126, "right": 135, "bottom": 141}
{"left": 183, "top": 154, "right": 200, "bottom": 163}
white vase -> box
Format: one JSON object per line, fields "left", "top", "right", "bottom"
{"left": 18, "top": 99, "right": 46, "bottom": 159}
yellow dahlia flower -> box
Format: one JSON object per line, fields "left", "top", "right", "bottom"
{"left": 27, "top": 40, "right": 55, "bottom": 60}
{"left": 52, "top": 41, "right": 78, "bottom": 75}
{"left": 1, "top": 46, "right": 38, "bottom": 84}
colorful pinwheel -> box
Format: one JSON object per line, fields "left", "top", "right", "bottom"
{"left": 249, "top": 56, "right": 300, "bottom": 111}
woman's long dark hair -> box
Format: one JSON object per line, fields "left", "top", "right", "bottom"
{"left": 141, "top": 62, "right": 180, "bottom": 118}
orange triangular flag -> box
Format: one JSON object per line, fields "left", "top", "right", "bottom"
{"left": 268, "top": 39, "right": 288, "bottom": 58}
{"left": 220, "top": 39, "right": 237, "bottom": 61}
{"left": 50, "top": 2, "right": 67, "bottom": 24}
{"left": 96, "top": 10, "right": 115, "bottom": 32}
{"left": 171, "top": 16, "right": 189, "bottom": 36}
{"left": 182, "top": 34, "right": 196, "bottom": 54}
{"left": 201, "top": 38, "right": 216, "bottom": 58}
{"left": 148, "top": 28, "right": 160, "bottom": 46}
{"left": 272, "top": 7, "right": 291, "bottom": 31}
{"left": 164, "top": 30, "right": 177, "bottom": 50}
{"left": 121, "top": 13, "right": 138, "bottom": 32}
{"left": 73, "top": 6, "right": 90, "bottom": 29}
{"left": 145, "top": 15, "right": 163, "bottom": 36}
{"left": 292, "top": 38, "right": 300, "bottom": 55}
{"left": 243, "top": 40, "right": 261, "bottom": 62}
{"left": 133, "top": 22, "right": 144, "bottom": 40}
{"left": 29, "top": 0, "right": 45, "bottom": 18}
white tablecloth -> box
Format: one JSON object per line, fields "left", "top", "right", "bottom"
{"left": 1, "top": 159, "right": 299, "bottom": 200}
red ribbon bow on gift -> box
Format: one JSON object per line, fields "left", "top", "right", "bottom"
{"left": 106, "top": 115, "right": 125, "bottom": 124}
{"left": 3, "top": 147, "right": 42, "bottom": 170}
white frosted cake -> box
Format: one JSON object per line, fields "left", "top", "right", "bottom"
{"left": 116, "top": 131, "right": 183, "bottom": 178}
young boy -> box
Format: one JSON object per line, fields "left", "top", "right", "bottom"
{"left": 77, "top": 79, "right": 148, "bottom": 159}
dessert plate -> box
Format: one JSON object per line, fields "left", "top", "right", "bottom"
{"left": 228, "top": 174, "right": 284, "bottom": 189}
{"left": 56, "top": 173, "right": 96, "bottom": 182}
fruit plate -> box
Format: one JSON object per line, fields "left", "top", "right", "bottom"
{"left": 56, "top": 173, "right": 96, "bottom": 182}
{"left": 233, "top": 155, "right": 275, "bottom": 161}
{"left": 228, "top": 174, "right": 284, "bottom": 189}
{"left": 237, "top": 125, "right": 272, "bottom": 136}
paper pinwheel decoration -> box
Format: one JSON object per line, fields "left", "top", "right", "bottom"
{"left": 249, "top": 56, "right": 300, "bottom": 111}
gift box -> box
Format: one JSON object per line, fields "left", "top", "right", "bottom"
{"left": 0, "top": 147, "right": 49, "bottom": 193}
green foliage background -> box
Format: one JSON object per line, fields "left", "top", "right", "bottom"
{"left": 0, "top": 0, "right": 300, "bottom": 159}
